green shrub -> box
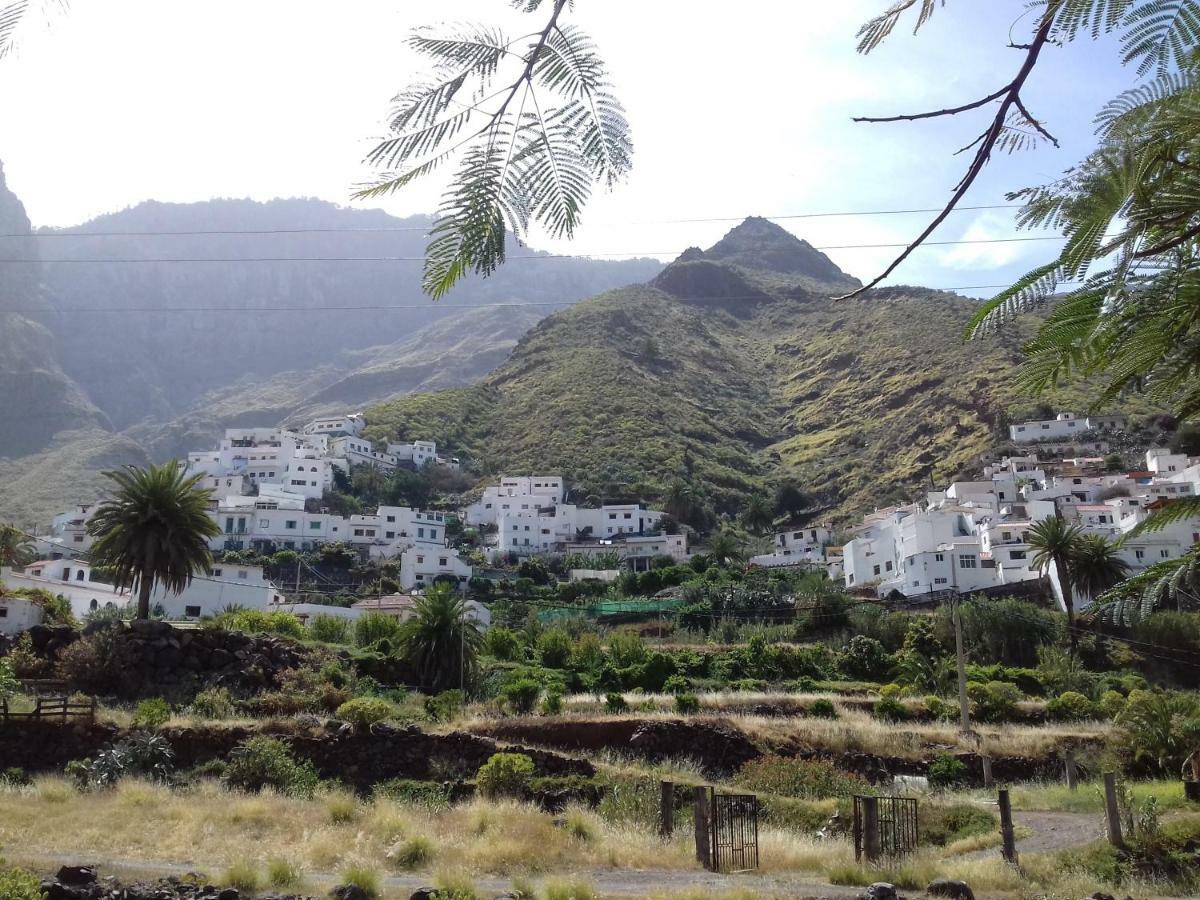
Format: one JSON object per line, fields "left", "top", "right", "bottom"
{"left": 0, "top": 861, "right": 45, "bottom": 900}
{"left": 223, "top": 736, "right": 319, "bottom": 798}
{"left": 74, "top": 733, "right": 175, "bottom": 788}
{"left": 604, "top": 692, "right": 628, "bottom": 713}
{"left": 5, "top": 634, "right": 47, "bottom": 679}
{"left": 56, "top": 628, "right": 130, "bottom": 693}
{"left": 607, "top": 631, "right": 647, "bottom": 668}
{"left": 674, "top": 693, "right": 700, "bottom": 714}
{"left": 387, "top": 834, "right": 435, "bottom": 870}
{"left": 541, "top": 691, "right": 564, "bottom": 716}
{"left": 1099, "top": 689, "right": 1127, "bottom": 720}
{"left": 734, "top": 755, "right": 868, "bottom": 799}
{"left": 1115, "top": 689, "right": 1200, "bottom": 774}
{"left": 1047, "top": 690, "right": 1097, "bottom": 722}
{"left": 808, "top": 698, "right": 838, "bottom": 719}
{"left": 662, "top": 674, "right": 691, "bottom": 695}
{"left": 537, "top": 629, "right": 574, "bottom": 668}
{"left": 374, "top": 779, "right": 452, "bottom": 810}
{"left": 920, "top": 802, "right": 997, "bottom": 846}
{"left": 339, "top": 864, "right": 381, "bottom": 900}
{"left": 190, "top": 686, "right": 235, "bottom": 719}
{"left": 424, "top": 689, "right": 465, "bottom": 723}
{"left": 840, "top": 635, "right": 893, "bottom": 681}
{"left": 0, "top": 659, "right": 18, "bottom": 703}
{"left": 873, "top": 696, "right": 906, "bottom": 722}
{"left": 215, "top": 609, "right": 305, "bottom": 639}
{"left": 354, "top": 612, "right": 404, "bottom": 648}
{"left": 131, "top": 698, "right": 170, "bottom": 730}
{"left": 0, "top": 767, "right": 30, "bottom": 786}
{"left": 308, "top": 614, "right": 351, "bottom": 644}
{"left": 335, "top": 697, "right": 396, "bottom": 729}
{"left": 503, "top": 678, "right": 541, "bottom": 715}
{"left": 927, "top": 753, "right": 968, "bottom": 789}
{"left": 967, "top": 680, "right": 1022, "bottom": 722}
{"left": 482, "top": 626, "right": 523, "bottom": 662}
{"left": 476, "top": 752, "right": 534, "bottom": 799}
{"left": 923, "top": 694, "right": 948, "bottom": 719}
{"left": 543, "top": 879, "right": 598, "bottom": 900}
{"left": 879, "top": 683, "right": 904, "bottom": 700}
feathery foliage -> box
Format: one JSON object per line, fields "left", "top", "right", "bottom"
{"left": 86, "top": 462, "right": 221, "bottom": 619}
{"left": 399, "top": 582, "right": 483, "bottom": 692}
{"left": 1027, "top": 516, "right": 1085, "bottom": 646}
{"left": 356, "top": 0, "right": 631, "bottom": 298}
{"left": 0, "top": 523, "right": 34, "bottom": 567}
{"left": 1070, "top": 533, "right": 1132, "bottom": 603}
{"left": 1089, "top": 544, "right": 1200, "bottom": 623}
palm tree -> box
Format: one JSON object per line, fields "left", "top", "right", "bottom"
{"left": 0, "top": 524, "right": 35, "bottom": 567}
{"left": 400, "top": 582, "right": 482, "bottom": 693}
{"left": 740, "top": 495, "right": 774, "bottom": 536}
{"left": 1070, "top": 534, "right": 1131, "bottom": 606}
{"left": 87, "top": 463, "right": 221, "bottom": 620}
{"left": 705, "top": 529, "right": 746, "bottom": 568}
{"left": 1027, "top": 517, "right": 1085, "bottom": 652}
{"left": 663, "top": 479, "right": 694, "bottom": 524}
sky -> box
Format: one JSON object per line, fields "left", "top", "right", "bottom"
{"left": 0, "top": 0, "right": 1141, "bottom": 295}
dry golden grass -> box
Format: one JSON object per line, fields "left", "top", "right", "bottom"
{"left": 465, "top": 702, "right": 1109, "bottom": 761}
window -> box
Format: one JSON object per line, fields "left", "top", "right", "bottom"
{"left": 1135, "top": 549, "right": 1145, "bottom": 561}
{"left": 430, "top": 529, "right": 437, "bottom": 540}
{"left": 439, "top": 557, "right": 448, "bottom": 566}
{"left": 354, "top": 529, "right": 364, "bottom": 537}
{"left": 76, "top": 570, "right": 85, "bottom": 581}
{"left": 873, "top": 565, "right": 881, "bottom": 576}
{"left": 0, "top": 608, "right": 7, "bottom": 619}
{"left": 185, "top": 605, "right": 201, "bottom": 618}
{"left": 417, "top": 555, "right": 425, "bottom": 564}
{"left": 934, "top": 553, "right": 944, "bottom": 562}
{"left": 73, "top": 534, "right": 84, "bottom": 543}
{"left": 935, "top": 577, "right": 948, "bottom": 585}
{"left": 1009, "top": 550, "right": 1026, "bottom": 560}
{"left": 386, "top": 515, "right": 395, "bottom": 523}
{"left": 1001, "top": 531, "right": 1011, "bottom": 541}
{"left": 260, "top": 518, "right": 270, "bottom": 528}
{"left": 386, "top": 531, "right": 395, "bottom": 539}
{"left": 238, "top": 570, "right": 248, "bottom": 579}
{"left": 885, "top": 561, "right": 893, "bottom": 572}
{"left": 623, "top": 513, "right": 632, "bottom": 519}
{"left": 609, "top": 513, "right": 617, "bottom": 520}
{"left": 213, "top": 568, "right": 223, "bottom": 577}
{"left": 418, "top": 527, "right": 425, "bottom": 538}
{"left": 848, "top": 574, "right": 855, "bottom": 585}
{"left": 62, "top": 567, "right": 71, "bottom": 580}
{"left": 225, "top": 517, "right": 234, "bottom": 534}
{"left": 1161, "top": 549, "right": 1171, "bottom": 558}
{"left": 958, "top": 554, "right": 977, "bottom": 569}
{"left": 285, "top": 520, "right": 297, "bottom": 530}
{"left": 310, "top": 521, "right": 321, "bottom": 530}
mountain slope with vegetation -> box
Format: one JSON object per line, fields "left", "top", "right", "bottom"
{"left": 367, "top": 218, "right": 1157, "bottom": 522}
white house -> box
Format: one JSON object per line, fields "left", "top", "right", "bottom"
{"left": 1010, "top": 412, "right": 1126, "bottom": 443}
{"left": 330, "top": 435, "right": 398, "bottom": 473}
{"left": 0, "top": 559, "right": 282, "bottom": 620}
{"left": 387, "top": 440, "right": 438, "bottom": 469}
{"left": 302, "top": 414, "right": 366, "bottom": 438}
{"left": 464, "top": 476, "right": 566, "bottom": 527}
{"left": 750, "top": 525, "right": 833, "bottom": 570}
{"left": 0, "top": 595, "right": 43, "bottom": 636}
{"left": 399, "top": 546, "right": 473, "bottom": 591}
{"left": 1146, "top": 448, "right": 1193, "bottom": 477}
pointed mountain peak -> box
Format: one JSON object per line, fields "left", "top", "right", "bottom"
{"left": 676, "top": 216, "right": 859, "bottom": 289}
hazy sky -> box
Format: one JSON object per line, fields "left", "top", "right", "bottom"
{"left": 0, "top": 0, "right": 1138, "bottom": 293}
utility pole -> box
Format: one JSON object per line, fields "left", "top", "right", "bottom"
{"left": 952, "top": 592, "right": 973, "bottom": 736}
{"left": 296, "top": 557, "right": 301, "bottom": 596}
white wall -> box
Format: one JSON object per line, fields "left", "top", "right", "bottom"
{"left": 0, "top": 597, "right": 43, "bottom": 635}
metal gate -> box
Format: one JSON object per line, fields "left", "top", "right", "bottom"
{"left": 853, "top": 795, "right": 918, "bottom": 862}
{"left": 710, "top": 790, "right": 760, "bottom": 872}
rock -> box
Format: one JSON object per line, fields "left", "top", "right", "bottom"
{"left": 864, "top": 883, "right": 897, "bottom": 900}
{"left": 926, "top": 879, "right": 975, "bottom": 900}
{"left": 407, "top": 890, "right": 437, "bottom": 900}
{"left": 1087, "top": 894, "right": 1116, "bottom": 900}
{"left": 331, "top": 886, "right": 369, "bottom": 900}
{"left": 57, "top": 865, "right": 99, "bottom": 885}
{"left": 217, "top": 888, "right": 240, "bottom": 900}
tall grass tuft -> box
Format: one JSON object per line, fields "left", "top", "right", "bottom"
{"left": 266, "top": 857, "right": 303, "bottom": 890}
{"left": 543, "top": 879, "right": 599, "bottom": 900}
{"left": 386, "top": 834, "right": 435, "bottom": 870}
{"left": 339, "top": 864, "right": 381, "bottom": 900}
{"left": 223, "top": 861, "right": 262, "bottom": 893}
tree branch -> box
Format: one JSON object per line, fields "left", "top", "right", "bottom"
{"left": 853, "top": 85, "right": 1011, "bottom": 123}
{"left": 1135, "top": 221, "right": 1200, "bottom": 258}
{"left": 837, "top": 4, "right": 1061, "bottom": 301}
{"left": 1014, "top": 95, "right": 1059, "bottom": 147}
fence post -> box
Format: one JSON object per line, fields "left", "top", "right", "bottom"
{"left": 1103, "top": 773, "right": 1125, "bottom": 849}
{"left": 998, "top": 788, "right": 1018, "bottom": 865}
{"left": 981, "top": 755, "right": 993, "bottom": 788}
{"left": 1064, "top": 751, "right": 1078, "bottom": 790}
{"left": 659, "top": 780, "right": 675, "bottom": 838}
{"left": 693, "top": 786, "right": 711, "bottom": 870}
{"left": 861, "top": 796, "right": 881, "bottom": 864}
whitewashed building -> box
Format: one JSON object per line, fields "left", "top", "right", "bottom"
{"left": 351, "top": 592, "right": 490, "bottom": 628}
{"left": 1010, "top": 411, "right": 1126, "bottom": 443}
{"left": 302, "top": 414, "right": 366, "bottom": 438}
{"left": 0, "top": 595, "right": 44, "bottom": 635}
{"left": 750, "top": 525, "right": 834, "bottom": 571}
{"left": 399, "top": 546, "right": 473, "bottom": 591}
{"left": 464, "top": 476, "right": 566, "bottom": 527}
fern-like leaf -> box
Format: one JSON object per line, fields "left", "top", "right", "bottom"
{"left": 856, "top": 0, "right": 944, "bottom": 54}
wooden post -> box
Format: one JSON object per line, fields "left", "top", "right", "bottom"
{"left": 861, "top": 796, "right": 881, "bottom": 864}
{"left": 998, "top": 788, "right": 1018, "bottom": 865}
{"left": 693, "top": 786, "right": 711, "bottom": 869}
{"left": 1064, "top": 751, "right": 1078, "bottom": 791}
{"left": 659, "top": 781, "right": 675, "bottom": 838}
{"left": 1103, "top": 773, "right": 1125, "bottom": 849}
{"left": 981, "top": 755, "right": 994, "bottom": 788}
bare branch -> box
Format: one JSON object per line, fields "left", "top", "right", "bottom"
{"left": 853, "top": 85, "right": 1010, "bottom": 123}
{"left": 1013, "top": 95, "right": 1059, "bottom": 147}
{"left": 1135, "top": 221, "right": 1200, "bottom": 258}
{"left": 837, "top": 4, "right": 1061, "bottom": 300}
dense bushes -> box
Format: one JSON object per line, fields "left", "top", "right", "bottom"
{"left": 476, "top": 752, "right": 534, "bottom": 798}
{"left": 308, "top": 614, "right": 352, "bottom": 644}
{"left": 212, "top": 609, "right": 305, "bottom": 639}
{"left": 335, "top": 697, "right": 396, "bottom": 729}
{"left": 57, "top": 628, "right": 130, "bottom": 693}
{"left": 1046, "top": 690, "right": 1097, "bottom": 721}
{"left": 354, "top": 612, "right": 404, "bottom": 649}
{"left": 223, "top": 736, "right": 319, "bottom": 797}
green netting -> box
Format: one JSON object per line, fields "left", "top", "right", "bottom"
{"left": 537, "top": 597, "right": 684, "bottom": 622}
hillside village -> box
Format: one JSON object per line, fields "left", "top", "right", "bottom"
{"left": 6, "top": 406, "right": 1200, "bottom": 636}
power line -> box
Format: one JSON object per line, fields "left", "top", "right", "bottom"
{"left": 1, "top": 203, "right": 1028, "bottom": 239}
{"left": 0, "top": 235, "right": 1066, "bottom": 264}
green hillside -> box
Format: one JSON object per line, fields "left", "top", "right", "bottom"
{"left": 366, "top": 218, "right": 1156, "bottom": 523}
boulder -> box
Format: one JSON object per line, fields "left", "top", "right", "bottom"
{"left": 926, "top": 879, "right": 975, "bottom": 900}
{"left": 864, "top": 883, "right": 897, "bottom": 900}
{"left": 331, "top": 886, "right": 369, "bottom": 900}
{"left": 217, "top": 890, "right": 240, "bottom": 900}
{"left": 407, "top": 891, "right": 437, "bottom": 900}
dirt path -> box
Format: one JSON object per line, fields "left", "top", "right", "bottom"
{"left": 11, "top": 851, "right": 871, "bottom": 899}
{"left": 961, "top": 809, "right": 1104, "bottom": 860}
